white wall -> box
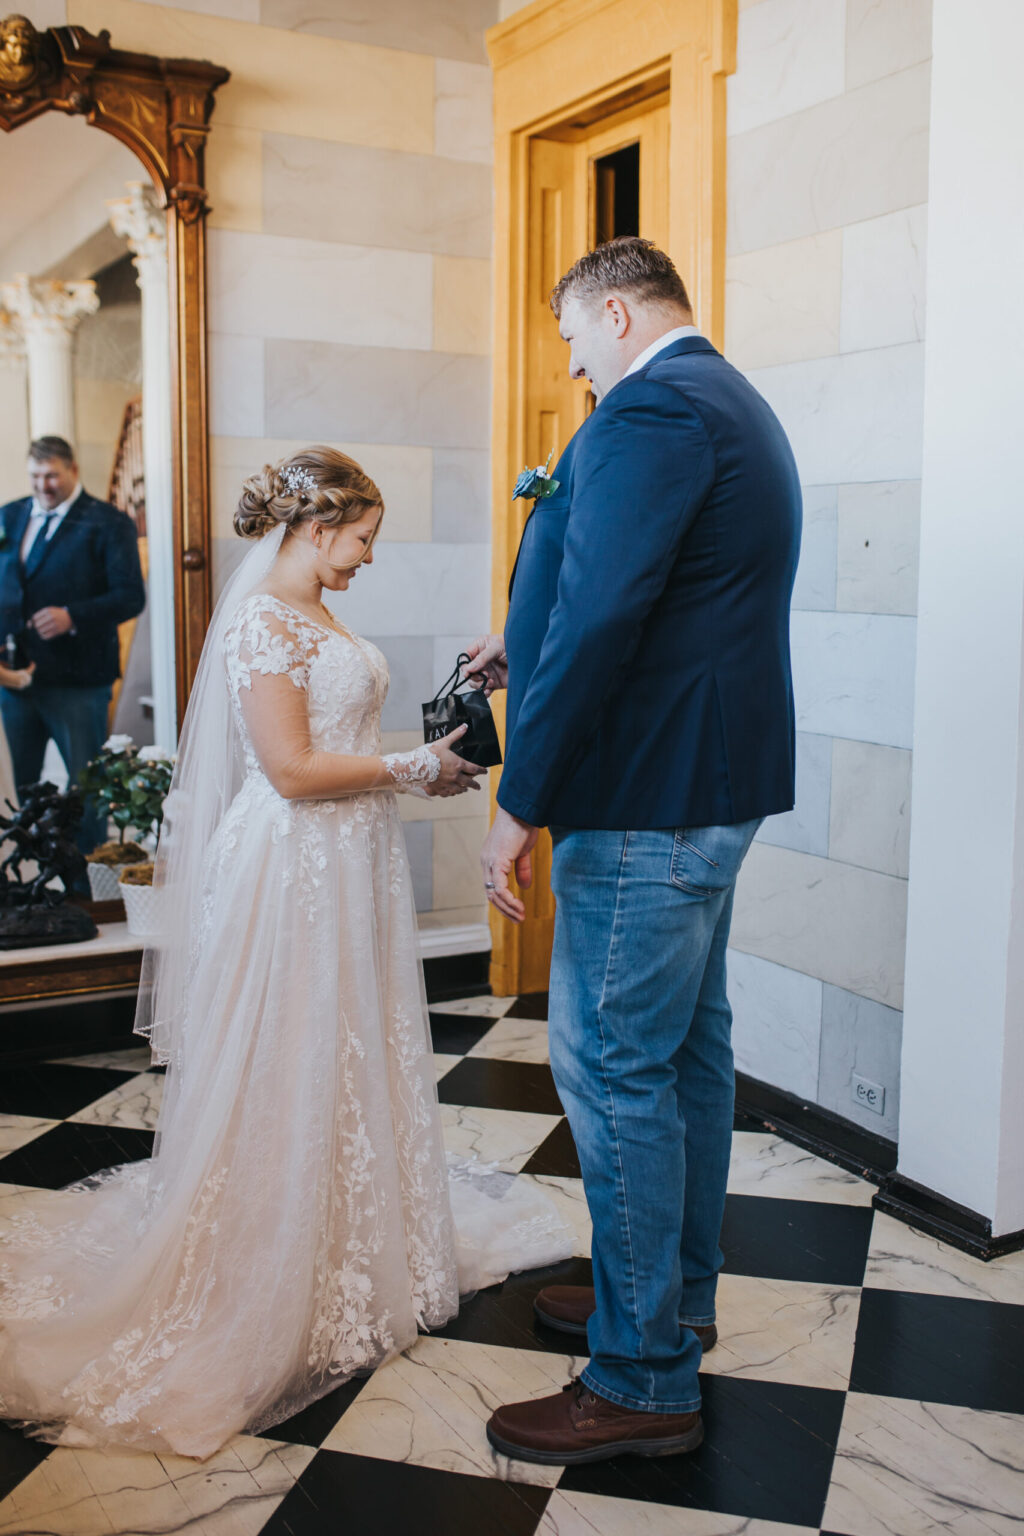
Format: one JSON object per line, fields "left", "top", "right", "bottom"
{"left": 725, "top": 0, "right": 932, "bottom": 1142}
{"left": 899, "top": 0, "right": 1024, "bottom": 1234}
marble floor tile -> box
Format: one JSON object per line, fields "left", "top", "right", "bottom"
{"left": 823, "top": 1392, "right": 1024, "bottom": 1536}
{"left": 321, "top": 1335, "right": 581, "bottom": 1487}
{"left": 433, "top": 1052, "right": 462, "bottom": 1081}
{"left": 0, "top": 1434, "right": 314, "bottom": 1535}
{"left": 468, "top": 1016, "right": 551, "bottom": 1064}
{"left": 48, "top": 1048, "right": 155, "bottom": 1072}
{"left": 703, "top": 1272, "right": 861, "bottom": 1391}
{"left": 538, "top": 1491, "right": 817, "bottom": 1535}
{"left": 0, "top": 1114, "right": 59, "bottom": 1157}
{"left": 429, "top": 995, "right": 517, "bottom": 1020}
{"left": 865, "top": 1210, "right": 1024, "bottom": 1306}
{"left": 68, "top": 1073, "right": 164, "bottom": 1133}
{"left": 728, "top": 1131, "right": 876, "bottom": 1207}
{"left": 439, "top": 1104, "right": 562, "bottom": 1173}
{"left": 0, "top": 1180, "right": 68, "bottom": 1224}
{"left": 518, "top": 1174, "right": 591, "bottom": 1258}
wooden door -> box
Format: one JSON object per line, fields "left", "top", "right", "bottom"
{"left": 490, "top": 97, "right": 671, "bottom": 996}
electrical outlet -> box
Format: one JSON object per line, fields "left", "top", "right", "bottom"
{"left": 852, "top": 1074, "right": 885, "bottom": 1116}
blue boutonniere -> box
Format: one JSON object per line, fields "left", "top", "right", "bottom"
{"left": 513, "top": 449, "right": 560, "bottom": 503}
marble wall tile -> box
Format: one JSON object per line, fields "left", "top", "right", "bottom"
{"left": 263, "top": 134, "right": 492, "bottom": 258}
{"left": 727, "top": 948, "right": 823, "bottom": 1099}
{"left": 433, "top": 813, "right": 489, "bottom": 909}
{"left": 841, "top": 205, "right": 927, "bottom": 354}
{"left": 731, "top": 841, "right": 908, "bottom": 1008}
{"left": 758, "top": 730, "right": 832, "bottom": 857}
{"left": 791, "top": 484, "right": 837, "bottom": 611}
{"left": 321, "top": 543, "right": 490, "bottom": 636}
{"left": 729, "top": 1130, "right": 875, "bottom": 1206}
{"left": 866, "top": 1210, "right": 1024, "bottom": 1305}
{"left": 830, "top": 738, "right": 912, "bottom": 879}
{"left": 746, "top": 343, "right": 926, "bottom": 485}
{"left": 728, "top": 63, "right": 931, "bottom": 255}
{"left": 374, "top": 635, "right": 436, "bottom": 730}
{"left": 402, "top": 819, "right": 434, "bottom": 912}
{"left": 836, "top": 479, "right": 921, "bottom": 616}
{"left": 435, "top": 58, "right": 493, "bottom": 163}
{"left": 210, "top": 436, "right": 433, "bottom": 543}
{"left": 817, "top": 980, "right": 902, "bottom": 1137}
{"left": 258, "top": 0, "right": 498, "bottom": 65}
{"left": 70, "top": 0, "right": 435, "bottom": 151}
{"left": 725, "top": 231, "right": 842, "bottom": 371}
{"left": 135, "top": 0, "right": 259, "bottom": 18}
{"left": 206, "top": 124, "right": 263, "bottom": 232}
{"left": 207, "top": 231, "right": 433, "bottom": 350}
{"left": 432, "top": 447, "right": 491, "bottom": 542}
{"left": 434, "top": 255, "right": 492, "bottom": 356}
{"left": 846, "top": 0, "right": 933, "bottom": 91}
{"left": 208, "top": 333, "right": 264, "bottom": 438}
{"left": 728, "top": 0, "right": 845, "bottom": 137}
{"left": 264, "top": 339, "right": 491, "bottom": 449}
{"left": 824, "top": 1392, "right": 1024, "bottom": 1536}
{"left": 703, "top": 1272, "right": 860, "bottom": 1391}
{"left": 791, "top": 611, "right": 917, "bottom": 749}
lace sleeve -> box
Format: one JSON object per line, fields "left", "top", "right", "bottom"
{"left": 382, "top": 744, "right": 441, "bottom": 793}
{"left": 225, "top": 600, "right": 312, "bottom": 698}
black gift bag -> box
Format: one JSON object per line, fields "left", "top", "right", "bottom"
{"left": 422, "top": 654, "right": 502, "bottom": 768}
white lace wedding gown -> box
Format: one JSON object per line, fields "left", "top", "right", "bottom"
{"left": 0, "top": 595, "right": 571, "bottom": 1458}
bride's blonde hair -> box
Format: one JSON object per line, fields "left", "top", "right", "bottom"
{"left": 234, "top": 446, "right": 383, "bottom": 540}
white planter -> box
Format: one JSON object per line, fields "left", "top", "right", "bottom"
{"left": 118, "top": 878, "right": 165, "bottom": 940}
{"left": 87, "top": 862, "right": 124, "bottom": 901}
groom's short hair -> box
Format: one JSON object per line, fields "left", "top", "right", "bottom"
{"left": 550, "top": 237, "right": 691, "bottom": 318}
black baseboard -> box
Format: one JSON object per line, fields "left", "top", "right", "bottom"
{"left": 873, "top": 1173, "right": 1024, "bottom": 1261}
{"left": 735, "top": 1071, "right": 1024, "bottom": 1260}
{"left": 422, "top": 950, "right": 490, "bottom": 1005}
{"left": 0, "top": 992, "right": 139, "bottom": 1063}
{"left": 734, "top": 1071, "right": 898, "bottom": 1183}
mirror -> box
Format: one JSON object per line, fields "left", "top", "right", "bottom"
{"left": 0, "top": 15, "right": 227, "bottom": 992}
{"left": 0, "top": 116, "right": 174, "bottom": 759}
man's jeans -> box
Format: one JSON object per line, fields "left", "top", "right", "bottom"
{"left": 1, "top": 683, "right": 112, "bottom": 854}
{"left": 548, "top": 819, "right": 761, "bottom": 1414}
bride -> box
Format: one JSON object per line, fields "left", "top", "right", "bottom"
{"left": 0, "top": 447, "right": 571, "bottom": 1459}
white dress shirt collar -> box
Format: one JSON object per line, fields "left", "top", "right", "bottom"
{"left": 22, "top": 480, "right": 83, "bottom": 560}
{"left": 623, "top": 324, "right": 703, "bottom": 380}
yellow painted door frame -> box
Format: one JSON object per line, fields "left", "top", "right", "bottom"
{"left": 486, "top": 0, "right": 737, "bottom": 997}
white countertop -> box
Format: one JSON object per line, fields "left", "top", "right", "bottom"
{"left": 0, "top": 922, "right": 143, "bottom": 967}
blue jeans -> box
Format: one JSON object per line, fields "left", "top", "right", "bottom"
{"left": 1, "top": 683, "right": 112, "bottom": 855}
{"left": 548, "top": 819, "right": 761, "bottom": 1414}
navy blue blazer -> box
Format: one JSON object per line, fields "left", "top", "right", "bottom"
{"left": 0, "top": 490, "right": 146, "bottom": 688}
{"left": 498, "top": 336, "right": 802, "bottom": 831}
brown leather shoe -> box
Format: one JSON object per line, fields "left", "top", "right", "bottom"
{"left": 534, "top": 1285, "right": 718, "bottom": 1352}
{"left": 487, "top": 1377, "right": 704, "bottom": 1465}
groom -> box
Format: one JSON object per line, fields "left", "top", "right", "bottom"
{"left": 468, "top": 237, "right": 801, "bottom": 1463}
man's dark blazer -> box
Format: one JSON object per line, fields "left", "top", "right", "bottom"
{"left": 0, "top": 490, "right": 146, "bottom": 688}
{"left": 498, "top": 336, "right": 803, "bottom": 831}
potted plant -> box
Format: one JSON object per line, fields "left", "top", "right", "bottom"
{"left": 113, "top": 746, "right": 174, "bottom": 938}
{"left": 79, "top": 736, "right": 149, "bottom": 899}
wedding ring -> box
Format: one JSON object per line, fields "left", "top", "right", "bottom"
{"left": 484, "top": 881, "right": 495, "bottom": 890}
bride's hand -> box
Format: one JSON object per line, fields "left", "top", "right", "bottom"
{"left": 427, "top": 725, "right": 488, "bottom": 797}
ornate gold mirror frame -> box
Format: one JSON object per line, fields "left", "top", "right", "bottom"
{"left": 0, "top": 14, "right": 229, "bottom": 718}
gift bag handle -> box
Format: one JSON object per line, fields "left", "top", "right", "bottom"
{"left": 430, "top": 653, "right": 477, "bottom": 706}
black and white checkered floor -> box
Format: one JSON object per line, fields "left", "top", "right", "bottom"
{"left": 2, "top": 990, "right": 1024, "bottom": 1535}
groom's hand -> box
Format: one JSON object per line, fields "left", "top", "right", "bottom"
{"left": 481, "top": 806, "right": 538, "bottom": 923}
{"left": 462, "top": 634, "right": 507, "bottom": 696}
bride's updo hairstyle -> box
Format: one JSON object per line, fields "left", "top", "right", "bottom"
{"left": 234, "top": 446, "right": 383, "bottom": 540}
